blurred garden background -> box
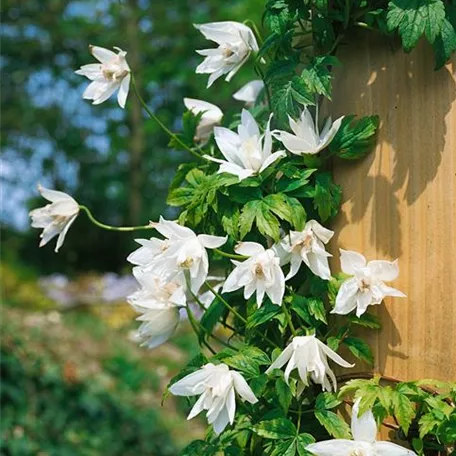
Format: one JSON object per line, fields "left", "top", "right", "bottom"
{"left": 1, "top": 0, "right": 262, "bottom": 454}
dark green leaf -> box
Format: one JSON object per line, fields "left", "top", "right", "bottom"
{"left": 343, "top": 337, "right": 374, "bottom": 365}
{"left": 252, "top": 418, "right": 297, "bottom": 439}
{"left": 276, "top": 378, "right": 292, "bottom": 412}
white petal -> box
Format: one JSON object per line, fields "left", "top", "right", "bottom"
{"left": 265, "top": 343, "right": 294, "bottom": 374}
{"left": 306, "top": 439, "right": 358, "bottom": 456}
{"left": 187, "top": 392, "right": 207, "bottom": 420}
{"left": 218, "top": 162, "right": 254, "bottom": 181}
{"left": 351, "top": 398, "right": 377, "bottom": 443}
{"left": 340, "top": 249, "right": 367, "bottom": 274}
{"left": 231, "top": 371, "right": 258, "bottom": 404}
{"left": 234, "top": 241, "right": 264, "bottom": 257}
{"left": 226, "top": 386, "right": 236, "bottom": 424}
{"left": 318, "top": 340, "right": 354, "bottom": 369}
{"left": 233, "top": 80, "right": 264, "bottom": 104}
{"left": 155, "top": 216, "right": 195, "bottom": 239}
{"left": 332, "top": 278, "right": 359, "bottom": 315}
{"left": 37, "top": 184, "right": 76, "bottom": 204}
{"left": 368, "top": 260, "right": 399, "bottom": 282}
{"left": 258, "top": 150, "right": 286, "bottom": 173}
{"left": 117, "top": 73, "right": 130, "bottom": 109}
{"left": 54, "top": 214, "right": 78, "bottom": 252}
{"left": 197, "top": 234, "right": 227, "bottom": 249}
{"left": 211, "top": 406, "right": 230, "bottom": 435}
{"left": 239, "top": 109, "right": 260, "bottom": 138}
{"left": 306, "top": 252, "right": 332, "bottom": 280}
{"left": 222, "top": 267, "right": 244, "bottom": 293}
{"left": 89, "top": 45, "right": 117, "bottom": 63}
{"left": 137, "top": 307, "right": 180, "bottom": 349}
{"left": 214, "top": 126, "right": 242, "bottom": 164}
{"left": 307, "top": 220, "right": 334, "bottom": 244}
{"left": 272, "top": 130, "right": 318, "bottom": 155}
{"left": 319, "top": 115, "right": 344, "bottom": 150}
{"left": 373, "top": 441, "right": 417, "bottom": 456}
{"left": 169, "top": 367, "right": 213, "bottom": 396}
{"left": 92, "top": 82, "right": 119, "bottom": 105}
{"left": 184, "top": 98, "right": 223, "bottom": 121}
{"left": 378, "top": 283, "right": 406, "bottom": 298}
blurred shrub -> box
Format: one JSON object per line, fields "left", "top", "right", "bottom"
{"left": 0, "top": 330, "right": 177, "bottom": 456}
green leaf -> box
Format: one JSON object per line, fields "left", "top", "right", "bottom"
{"left": 270, "top": 439, "right": 296, "bottom": 456}
{"left": 247, "top": 301, "right": 281, "bottom": 329}
{"left": 252, "top": 418, "right": 297, "bottom": 439}
{"left": 348, "top": 313, "right": 381, "bottom": 329}
{"left": 224, "top": 346, "right": 270, "bottom": 378}
{"left": 285, "top": 196, "right": 307, "bottom": 231}
{"left": 433, "top": 16, "right": 456, "bottom": 68}
{"left": 300, "top": 56, "right": 340, "bottom": 99}
{"left": 239, "top": 200, "right": 261, "bottom": 239}
{"left": 313, "top": 172, "right": 342, "bottom": 221}
{"left": 326, "top": 336, "right": 340, "bottom": 351}
{"left": 392, "top": 390, "right": 415, "bottom": 434}
{"left": 276, "top": 378, "right": 293, "bottom": 413}
{"left": 314, "top": 410, "right": 351, "bottom": 439}
{"left": 199, "top": 297, "right": 228, "bottom": 341}
{"left": 329, "top": 115, "right": 379, "bottom": 160}
{"left": 307, "top": 297, "right": 327, "bottom": 324}
{"left": 250, "top": 374, "right": 269, "bottom": 397}
{"left": 221, "top": 206, "right": 240, "bottom": 239}
{"left": 316, "top": 392, "right": 341, "bottom": 410}
{"left": 264, "top": 193, "right": 293, "bottom": 220}
{"left": 179, "top": 440, "right": 218, "bottom": 456}
{"left": 343, "top": 337, "right": 374, "bottom": 365}
{"left": 256, "top": 205, "right": 281, "bottom": 241}
{"left": 296, "top": 434, "right": 316, "bottom": 456}
{"left": 387, "top": 0, "right": 446, "bottom": 51}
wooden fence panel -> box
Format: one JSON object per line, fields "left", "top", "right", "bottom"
{"left": 327, "top": 32, "right": 456, "bottom": 382}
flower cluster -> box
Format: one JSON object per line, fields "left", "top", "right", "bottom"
{"left": 28, "top": 16, "right": 418, "bottom": 453}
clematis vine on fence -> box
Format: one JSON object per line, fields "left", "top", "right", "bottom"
{"left": 30, "top": 2, "right": 456, "bottom": 455}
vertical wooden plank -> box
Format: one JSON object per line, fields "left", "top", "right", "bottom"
{"left": 328, "top": 32, "right": 456, "bottom": 382}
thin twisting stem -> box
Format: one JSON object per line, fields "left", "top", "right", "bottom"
{"left": 130, "top": 75, "right": 203, "bottom": 160}
{"left": 214, "top": 249, "right": 248, "bottom": 260}
{"left": 204, "top": 281, "right": 279, "bottom": 348}
{"left": 79, "top": 205, "right": 155, "bottom": 232}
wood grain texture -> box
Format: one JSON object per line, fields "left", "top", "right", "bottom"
{"left": 327, "top": 32, "right": 456, "bottom": 382}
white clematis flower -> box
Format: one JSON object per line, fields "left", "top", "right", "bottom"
{"left": 306, "top": 398, "right": 417, "bottom": 456}
{"left": 206, "top": 109, "right": 286, "bottom": 182}
{"left": 223, "top": 242, "right": 285, "bottom": 307}
{"left": 278, "top": 220, "right": 334, "bottom": 280}
{"left": 272, "top": 108, "right": 344, "bottom": 155}
{"left": 75, "top": 45, "right": 131, "bottom": 108}
{"left": 195, "top": 21, "right": 259, "bottom": 88}
{"left": 184, "top": 98, "right": 223, "bottom": 144}
{"left": 332, "top": 249, "right": 406, "bottom": 318}
{"left": 127, "top": 217, "right": 227, "bottom": 294}
{"left": 29, "top": 184, "right": 80, "bottom": 253}
{"left": 266, "top": 335, "right": 353, "bottom": 392}
{"left": 169, "top": 363, "right": 258, "bottom": 435}
{"left": 128, "top": 268, "right": 185, "bottom": 349}
{"left": 233, "top": 80, "right": 264, "bottom": 106}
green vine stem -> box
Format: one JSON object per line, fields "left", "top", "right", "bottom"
{"left": 130, "top": 75, "right": 203, "bottom": 161}
{"left": 79, "top": 205, "right": 155, "bottom": 232}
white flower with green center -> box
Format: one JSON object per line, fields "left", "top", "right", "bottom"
{"left": 169, "top": 363, "right": 258, "bottom": 435}
{"left": 233, "top": 80, "right": 264, "bottom": 106}
{"left": 127, "top": 217, "right": 227, "bottom": 294}
{"left": 206, "top": 109, "right": 285, "bottom": 182}
{"left": 222, "top": 241, "right": 285, "bottom": 307}
{"left": 128, "top": 268, "right": 185, "bottom": 349}
{"left": 75, "top": 45, "right": 131, "bottom": 108}
{"left": 332, "top": 249, "right": 406, "bottom": 318}
{"left": 29, "top": 184, "right": 80, "bottom": 252}
{"left": 266, "top": 335, "right": 353, "bottom": 392}
{"left": 278, "top": 220, "right": 334, "bottom": 280}
{"left": 183, "top": 98, "right": 223, "bottom": 144}
{"left": 306, "top": 398, "right": 417, "bottom": 456}
{"left": 273, "top": 107, "right": 344, "bottom": 155}
{"left": 195, "top": 21, "right": 259, "bottom": 87}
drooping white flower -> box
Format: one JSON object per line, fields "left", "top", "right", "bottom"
{"left": 184, "top": 98, "right": 223, "bottom": 144}
{"left": 75, "top": 45, "right": 131, "bottom": 108}
{"left": 169, "top": 363, "right": 258, "bottom": 435}
{"left": 128, "top": 268, "right": 185, "bottom": 349}
{"left": 266, "top": 335, "right": 353, "bottom": 392}
{"left": 332, "top": 249, "right": 406, "bottom": 318}
{"left": 278, "top": 220, "right": 334, "bottom": 280}
{"left": 127, "top": 217, "right": 227, "bottom": 294}
{"left": 223, "top": 242, "right": 285, "bottom": 307}
{"left": 306, "top": 398, "right": 417, "bottom": 456}
{"left": 205, "top": 109, "right": 285, "bottom": 182}
{"left": 195, "top": 21, "right": 259, "bottom": 87}
{"left": 233, "top": 80, "right": 264, "bottom": 106}
{"left": 272, "top": 108, "right": 344, "bottom": 155}
{"left": 29, "top": 184, "right": 80, "bottom": 253}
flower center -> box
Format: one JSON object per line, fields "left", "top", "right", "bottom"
{"left": 160, "top": 240, "right": 170, "bottom": 252}
{"left": 179, "top": 258, "right": 194, "bottom": 269}
{"left": 254, "top": 263, "right": 265, "bottom": 278}
{"left": 296, "top": 234, "right": 313, "bottom": 251}
{"left": 102, "top": 66, "right": 128, "bottom": 81}
{"left": 221, "top": 45, "right": 234, "bottom": 58}
{"left": 350, "top": 449, "right": 367, "bottom": 456}
{"left": 359, "top": 278, "right": 371, "bottom": 292}
{"left": 52, "top": 215, "right": 68, "bottom": 228}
